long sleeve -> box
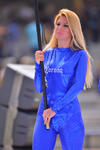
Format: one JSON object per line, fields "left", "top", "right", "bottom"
{"left": 51, "top": 51, "right": 87, "bottom": 113}
{"left": 34, "top": 62, "right": 43, "bottom": 93}
{"left": 34, "top": 50, "right": 49, "bottom": 93}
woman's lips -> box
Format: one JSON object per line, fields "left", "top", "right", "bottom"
{"left": 57, "top": 32, "right": 62, "bottom": 35}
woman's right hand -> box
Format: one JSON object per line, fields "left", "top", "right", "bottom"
{"left": 35, "top": 50, "right": 45, "bottom": 64}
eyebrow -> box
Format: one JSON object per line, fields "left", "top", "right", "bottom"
{"left": 56, "top": 21, "right": 68, "bottom": 24}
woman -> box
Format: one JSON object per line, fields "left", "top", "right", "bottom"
{"left": 32, "top": 9, "right": 93, "bottom": 150}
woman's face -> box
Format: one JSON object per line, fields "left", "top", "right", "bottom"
{"left": 55, "top": 15, "right": 72, "bottom": 42}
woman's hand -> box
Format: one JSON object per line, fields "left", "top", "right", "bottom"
{"left": 42, "top": 108, "right": 56, "bottom": 125}
{"left": 35, "top": 50, "right": 45, "bottom": 64}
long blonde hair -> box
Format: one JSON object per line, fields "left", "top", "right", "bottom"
{"left": 43, "top": 9, "right": 93, "bottom": 89}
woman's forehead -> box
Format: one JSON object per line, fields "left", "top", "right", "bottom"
{"left": 56, "top": 15, "right": 68, "bottom": 23}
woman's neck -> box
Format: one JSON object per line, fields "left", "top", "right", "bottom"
{"left": 58, "top": 39, "right": 71, "bottom": 48}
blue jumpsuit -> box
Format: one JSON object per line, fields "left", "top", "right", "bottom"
{"left": 32, "top": 47, "right": 87, "bottom": 150}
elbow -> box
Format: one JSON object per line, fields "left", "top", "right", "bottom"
{"left": 34, "top": 79, "right": 43, "bottom": 93}
{"left": 35, "top": 86, "right": 43, "bottom": 93}
{"left": 38, "top": 89, "right": 43, "bottom": 93}
{"left": 75, "top": 80, "right": 85, "bottom": 93}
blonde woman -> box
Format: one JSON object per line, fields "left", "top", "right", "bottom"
{"left": 32, "top": 8, "right": 93, "bottom": 150}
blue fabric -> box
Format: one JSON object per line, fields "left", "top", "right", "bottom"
{"left": 34, "top": 47, "right": 87, "bottom": 130}
{"left": 32, "top": 113, "right": 85, "bottom": 150}
{"left": 33, "top": 47, "right": 87, "bottom": 149}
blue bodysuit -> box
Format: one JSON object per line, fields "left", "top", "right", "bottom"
{"left": 32, "top": 47, "right": 87, "bottom": 150}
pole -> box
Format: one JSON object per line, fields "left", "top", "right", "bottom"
{"left": 34, "top": 0, "right": 49, "bottom": 129}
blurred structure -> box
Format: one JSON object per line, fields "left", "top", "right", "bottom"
{"left": 0, "top": 64, "right": 41, "bottom": 150}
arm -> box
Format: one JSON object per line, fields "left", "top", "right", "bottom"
{"left": 51, "top": 51, "right": 87, "bottom": 113}
{"left": 34, "top": 50, "right": 49, "bottom": 93}
{"left": 34, "top": 62, "right": 43, "bottom": 93}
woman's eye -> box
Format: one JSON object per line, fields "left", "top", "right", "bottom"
{"left": 56, "top": 23, "right": 69, "bottom": 27}
{"left": 64, "top": 24, "right": 69, "bottom": 27}
{"left": 56, "top": 23, "right": 60, "bottom": 26}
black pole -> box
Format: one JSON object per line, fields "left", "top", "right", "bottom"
{"left": 34, "top": 0, "right": 48, "bottom": 110}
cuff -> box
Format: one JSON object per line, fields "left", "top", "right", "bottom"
{"left": 50, "top": 106, "right": 58, "bottom": 114}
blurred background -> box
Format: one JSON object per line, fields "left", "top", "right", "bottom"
{"left": 0, "top": 0, "right": 100, "bottom": 150}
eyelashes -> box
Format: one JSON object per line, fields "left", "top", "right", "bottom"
{"left": 56, "top": 23, "right": 60, "bottom": 26}
{"left": 56, "top": 23, "right": 69, "bottom": 28}
{"left": 64, "top": 24, "right": 69, "bottom": 27}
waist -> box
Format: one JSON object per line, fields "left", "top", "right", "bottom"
{"left": 37, "top": 96, "right": 81, "bottom": 116}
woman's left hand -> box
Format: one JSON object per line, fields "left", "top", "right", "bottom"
{"left": 42, "top": 108, "right": 56, "bottom": 125}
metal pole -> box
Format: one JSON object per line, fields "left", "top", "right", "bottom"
{"left": 34, "top": 0, "right": 49, "bottom": 129}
